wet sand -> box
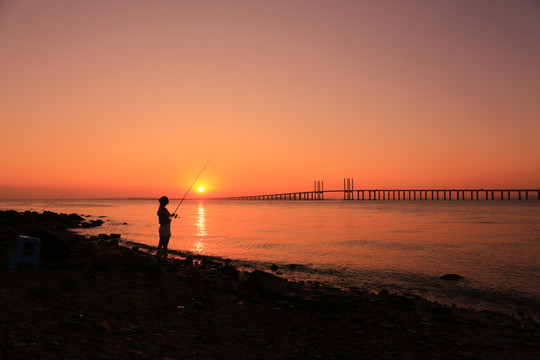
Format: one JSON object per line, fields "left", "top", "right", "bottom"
{"left": 1, "top": 210, "right": 539, "bottom": 359}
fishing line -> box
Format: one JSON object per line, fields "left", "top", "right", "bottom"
{"left": 173, "top": 152, "right": 217, "bottom": 215}
{"left": 40, "top": 197, "right": 62, "bottom": 212}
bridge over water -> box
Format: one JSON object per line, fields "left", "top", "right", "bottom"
{"left": 221, "top": 179, "right": 540, "bottom": 201}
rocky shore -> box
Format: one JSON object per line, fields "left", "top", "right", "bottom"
{"left": 1, "top": 210, "right": 539, "bottom": 359}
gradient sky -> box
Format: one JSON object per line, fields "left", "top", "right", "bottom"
{"left": 1, "top": 0, "right": 539, "bottom": 199}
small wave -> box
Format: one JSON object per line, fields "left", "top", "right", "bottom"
{"left": 243, "top": 242, "right": 283, "bottom": 250}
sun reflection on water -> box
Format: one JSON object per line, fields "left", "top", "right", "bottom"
{"left": 192, "top": 203, "right": 207, "bottom": 253}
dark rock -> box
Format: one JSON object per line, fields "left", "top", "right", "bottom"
{"left": 98, "top": 234, "right": 109, "bottom": 240}
{"left": 80, "top": 219, "right": 104, "bottom": 228}
{"left": 105, "top": 239, "right": 119, "bottom": 247}
{"left": 270, "top": 264, "right": 279, "bottom": 271}
{"left": 221, "top": 263, "right": 239, "bottom": 278}
{"left": 380, "top": 288, "right": 390, "bottom": 296}
{"left": 67, "top": 213, "right": 85, "bottom": 222}
{"left": 248, "top": 270, "right": 296, "bottom": 299}
{"left": 182, "top": 256, "right": 194, "bottom": 266}
{"left": 109, "top": 233, "right": 121, "bottom": 239}
{"left": 128, "top": 253, "right": 159, "bottom": 270}
{"left": 201, "top": 258, "right": 221, "bottom": 268}
{"left": 441, "top": 274, "right": 463, "bottom": 280}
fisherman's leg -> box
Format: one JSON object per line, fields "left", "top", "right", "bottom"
{"left": 157, "top": 237, "right": 167, "bottom": 259}
{"left": 156, "top": 243, "right": 162, "bottom": 259}
{"left": 161, "top": 236, "right": 170, "bottom": 259}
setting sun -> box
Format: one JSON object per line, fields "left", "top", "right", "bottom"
{"left": 198, "top": 186, "right": 205, "bottom": 193}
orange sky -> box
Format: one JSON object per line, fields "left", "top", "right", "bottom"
{"left": 1, "top": 0, "right": 539, "bottom": 199}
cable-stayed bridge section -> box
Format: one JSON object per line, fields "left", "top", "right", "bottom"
{"left": 221, "top": 179, "right": 540, "bottom": 201}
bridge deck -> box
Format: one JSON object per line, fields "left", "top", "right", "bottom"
{"left": 221, "top": 189, "right": 540, "bottom": 201}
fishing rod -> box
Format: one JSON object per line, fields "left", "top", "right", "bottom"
{"left": 40, "top": 197, "right": 62, "bottom": 212}
{"left": 172, "top": 153, "right": 217, "bottom": 215}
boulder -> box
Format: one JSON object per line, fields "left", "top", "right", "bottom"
{"left": 80, "top": 219, "right": 104, "bottom": 228}
{"left": 67, "top": 213, "right": 85, "bottom": 223}
{"left": 248, "top": 270, "right": 296, "bottom": 299}
{"left": 201, "top": 258, "right": 221, "bottom": 268}
{"left": 182, "top": 256, "right": 194, "bottom": 266}
{"left": 220, "top": 263, "right": 239, "bottom": 278}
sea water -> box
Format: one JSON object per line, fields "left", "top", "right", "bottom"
{"left": 2, "top": 198, "right": 539, "bottom": 318}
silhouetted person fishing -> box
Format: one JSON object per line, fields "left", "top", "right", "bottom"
{"left": 156, "top": 196, "right": 176, "bottom": 260}
{"left": 156, "top": 153, "right": 216, "bottom": 260}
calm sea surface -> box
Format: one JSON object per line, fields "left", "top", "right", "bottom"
{"left": 2, "top": 199, "right": 539, "bottom": 318}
